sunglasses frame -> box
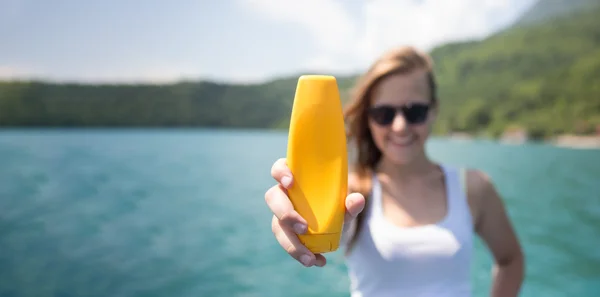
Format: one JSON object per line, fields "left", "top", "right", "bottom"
{"left": 367, "top": 103, "right": 432, "bottom": 126}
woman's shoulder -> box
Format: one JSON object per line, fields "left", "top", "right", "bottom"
{"left": 458, "top": 166, "right": 501, "bottom": 228}
{"left": 462, "top": 167, "right": 495, "bottom": 199}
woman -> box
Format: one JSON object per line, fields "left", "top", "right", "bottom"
{"left": 264, "top": 46, "right": 524, "bottom": 296}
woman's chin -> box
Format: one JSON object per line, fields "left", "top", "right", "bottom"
{"left": 383, "top": 143, "right": 423, "bottom": 165}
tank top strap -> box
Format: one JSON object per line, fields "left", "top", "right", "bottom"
{"left": 440, "top": 164, "right": 472, "bottom": 228}
{"left": 458, "top": 167, "right": 467, "bottom": 196}
{"left": 369, "top": 174, "right": 382, "bottom": 219}
{"left": 443, "top": 165, "right": 468, "bottom": 204}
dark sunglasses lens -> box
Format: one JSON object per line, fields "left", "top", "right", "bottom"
{"left": 369, "top": 107, "right": 396, "bottom": 125}
{"left": 403, "top": 104, "right": 429, "bottom": 124}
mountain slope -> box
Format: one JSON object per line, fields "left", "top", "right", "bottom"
{"left": 513, "top": 0, "right": 599, "bottom": 27}
{"left": 429, "top": 1, "right": 600, "bottom": 138}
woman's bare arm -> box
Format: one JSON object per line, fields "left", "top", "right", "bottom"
{"left": 468, "top": 170, "right": 525, "bottom": 297}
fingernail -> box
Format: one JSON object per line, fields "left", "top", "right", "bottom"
{"left": 347, "top": 196, "right": 354, "bottom": 205}
{"left": 300, "top": 254, "right": 312, "bottom": 266}
{"left": 281, "top": 176, "right": 292, "bottom": 188}
{"left": 293, "top": 223, "right": 306, "bottom": 234}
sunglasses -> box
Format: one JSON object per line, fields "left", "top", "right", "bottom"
{"left": 367, "top": 103, "right": 431, "bottom": 126}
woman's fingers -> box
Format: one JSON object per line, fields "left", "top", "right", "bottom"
{"left": 265, "top": 185, "right": 307, "bottom": 234}
{"left": 344, "top": 192, "right": 366, "bottom": 226}
{"left": 272, "top": 215, "right": 317, "bottom": 267}
{"left": 268, "top": 156, "right": 348, "bottom": 268}
{"left": 270, "top": 158, "right": 293, "bottom": 188}
{"left": 314, "top": 254, "right": 327, "bottom": 267}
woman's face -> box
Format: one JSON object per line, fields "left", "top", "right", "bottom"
{"left": 367, "top": 69, "right": 436, "bottom": 165}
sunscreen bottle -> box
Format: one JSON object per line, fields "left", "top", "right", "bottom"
{"left": 286, "top": 75, "right": 348, "bottom": 254}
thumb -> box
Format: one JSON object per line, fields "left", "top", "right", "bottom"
{"left": 344, "top": 192, "right": 365, "bottom": 223}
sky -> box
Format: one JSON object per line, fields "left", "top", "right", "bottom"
{"left": 0, "top": 0, "right": 538, "bottom": 84}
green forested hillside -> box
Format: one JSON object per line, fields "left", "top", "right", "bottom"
{"left": 0, "top": 0, "right": 599, "bottom": 140}
{"left": 430, "top": 1, "right": 600, "bottom": 138}
{"left": 0, "top": 75, "right": 357, "bottom": 129}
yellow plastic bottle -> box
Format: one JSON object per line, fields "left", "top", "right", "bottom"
{"left": 286, "top": 75, "right": 348, "bottom": 254}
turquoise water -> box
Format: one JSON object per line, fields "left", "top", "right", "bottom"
{"left": 0, "top": 129, "right": 599, "bottom": 297}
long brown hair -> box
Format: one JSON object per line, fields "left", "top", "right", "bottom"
{"left": 343, "top": 46, "right": 438, "bottom": 254}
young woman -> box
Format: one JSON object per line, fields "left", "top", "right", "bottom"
{"left": 264, "top": 46, "right": 524, "bottom": 297}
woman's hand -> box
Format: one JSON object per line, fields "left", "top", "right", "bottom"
{"left": 265, "top": 158, "right": 365, "bottom": 267}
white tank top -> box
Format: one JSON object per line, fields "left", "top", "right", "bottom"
{"left": 344, "top": 164, "right": 473, "bottom": 297}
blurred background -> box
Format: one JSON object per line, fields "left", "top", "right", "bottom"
{"left": 0, "top": 0, "right": 599, "bottom": 296}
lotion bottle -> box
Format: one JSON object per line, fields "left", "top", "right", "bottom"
{"left": 286, "top": 75, "right": 348, "bottom": 254}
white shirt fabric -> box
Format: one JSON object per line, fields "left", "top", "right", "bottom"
{"left": 344, "top": 164, "right": 474, "bottom": 297}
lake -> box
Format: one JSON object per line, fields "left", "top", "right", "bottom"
{"left": 0, "top": 129, "right": 598, "bottom": 297}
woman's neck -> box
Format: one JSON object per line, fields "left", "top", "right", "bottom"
{"left": 376, "top": 154, "right": 439, "bottom": 184}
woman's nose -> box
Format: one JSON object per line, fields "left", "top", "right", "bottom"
{"left": 391, "top": 113, "right": 408, "bottom": 132}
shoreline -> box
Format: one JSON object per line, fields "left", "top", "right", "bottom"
{"left": 0, "top": 127, "right": 598, "bottom": 150}
{"left": 448, "top": 133, "right": 600, "bottom": 150}
{"left": 550, "top": 135, "right": 600, "bottom": 149}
